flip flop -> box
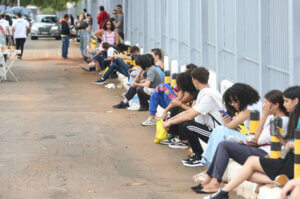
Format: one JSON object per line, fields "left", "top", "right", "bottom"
{"left": 191, "top": 184, "right": 203, "bottom": 191}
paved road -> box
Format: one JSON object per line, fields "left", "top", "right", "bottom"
{"left": 0, "top": 38, "right": 207, "bottom": 199}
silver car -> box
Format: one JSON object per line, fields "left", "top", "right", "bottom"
{"left": 30, "top": 15, "right": 60, "bottom": 40}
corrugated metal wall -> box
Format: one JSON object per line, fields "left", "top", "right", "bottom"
{"left": 57, "top": 0, "right": 300, "bottom": 95}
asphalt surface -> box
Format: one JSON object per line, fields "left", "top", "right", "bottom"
{"left": 0, "top": 38, "right": 244, "bottom": 199}
{"left": 0, "top": 38, "right": 204, "bottom": 199}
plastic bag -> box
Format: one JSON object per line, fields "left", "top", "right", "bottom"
{"left": 154, "top": 120, "right": 168, "bottom": 143}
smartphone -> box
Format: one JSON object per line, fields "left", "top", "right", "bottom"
{"left": 219, "top": 110, "right": 232, "bottom": 119}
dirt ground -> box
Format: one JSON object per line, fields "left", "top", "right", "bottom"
{"left": 0, "top": 38, "right": 243, "bottom": 199}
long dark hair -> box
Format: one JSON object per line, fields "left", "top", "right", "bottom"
{"left": 176, "top": 71, "right": 196, "bottom": 94}
{"left": 103, "top": 19, "right": 114, "bottom": 31}
{"left": 283, "top": 86, "right": 300, "bottom": 139}
{"left": 264, "top": 90, "right": 288, "bottom": 116}
{"left": 223, "top": 83, "right": 260, "bottom": 116}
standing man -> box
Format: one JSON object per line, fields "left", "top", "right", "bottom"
{"left": 0, "top": 14, "right": 11, "bottom": 45}
{"left": 60, "top": 14, "right": 70, "bottom": 59}
{"left": 97, "top": 6, "right": 110, "bottom": 30}
{"left": 12, "top": 13, "right": 29, "bottom": 59}
{"left": 110, "top": 9, "right": 117, "bottom": 24}
{"left": 114, "top": 4, "right": 124, "bottom": 35}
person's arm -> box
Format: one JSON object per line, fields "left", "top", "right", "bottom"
{"left": 162, "top": 91, "right": 184, "bottom": 120}
{"left": 163, "top": 108, "right": 199, "bottom": 131}
{"left": 131, "top": 80, "right": 150, "bottom": 88}
{"left": 6, "top": 26, "right": 10, "bottom": 37}
{"left": 114, "top": 30, "right": 120, "bottom": 45}
{"left": 97, "top": 14, "right": 101, "bottom": 24}
{"left": 223, "top": 109, "right": 250, "bottom": 129}
{"left": 134, "top": 69, "right": 144, "bottom": 82}
{"left": 89, "top": 51, "right": 102, "bottom": 61}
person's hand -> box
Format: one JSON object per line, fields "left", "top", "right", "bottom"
{"left": 281, "top": 178, "right": 300, "bottom": 199}
{"left": 163, "top": 120, "right": 171, "bottom": 131}
{"left": 162, "top": 111, "right": 168, "bottom": 121}
{"left": 131, "top": 82, "right": 138, "bottom": 88}
{"left": 262, "top": 100, "right": 275, "bottom": 117}
{"left": 171, "top": 99, "right": 181, "bottom": 107}
{"left": 285, "top": 141, "right": 295, "bottom": 153}
{"left": 221, "top": 114, "right": 231, "bottom": 124}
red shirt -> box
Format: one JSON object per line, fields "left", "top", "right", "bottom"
{"left": 97, "top": 11, "right": 110, "bottom": 29}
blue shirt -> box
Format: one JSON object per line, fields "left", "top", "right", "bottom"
{"left": 155, "top": 65, "right": 165, "bottom": 82}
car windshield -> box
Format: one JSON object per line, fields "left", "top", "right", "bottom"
{"left": 36, "top": 16, "right": 57, "bottom": 23}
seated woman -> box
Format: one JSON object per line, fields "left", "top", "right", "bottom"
{"left": 205, "top": 86, "right": 300, "bottom": 199}
{"left": 192, "top": 90, "right": 289, "bottom": 193}
{"left": 182, "top": 83, "right": 260, "bottom": 167}
{"left": 141, "top": 71, "right": 190, "bottom": 126}
{"left": 113, "top": 54, "right": 163, "bottom": 111}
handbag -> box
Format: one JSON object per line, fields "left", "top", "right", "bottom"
{"left": 154, "top": 119, "right": 168, "bottom": 143}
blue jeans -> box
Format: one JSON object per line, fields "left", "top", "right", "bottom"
{"left": 103, "top": 57, "right": 129, "bottom": 80}
{"left": 201, "top": 126, "right": 247, "bottom": 168}
{"left": 79, "top": 31, "right": 87, "bottom": 57}
{"left": 88, "top": 31, "right": 91, "bottom": 41}
{"left": 149, "top": 83, "right": 175, "bottom": 115}
{"left": 61, "top": 36, "right": 69, "bottom": 58}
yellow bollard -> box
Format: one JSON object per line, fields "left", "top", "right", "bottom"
{"left": 164, "top": 70, "right": 171, "bottom": 85}
{"left": 294, "top": 125, "right": 300, "bottom": 178}
{"left": 249, "top": 110, "right": 260, "bottom": 134}
{"left": 171, "top": 73, "right": 177, "bottom": 87}
{"left": 270, "top": 117, "right": 283, "bottom": 159}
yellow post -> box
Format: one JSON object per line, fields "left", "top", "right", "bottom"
{"left": 294, "top": 119, "right": 300, "bottom": 178}
{"left": 164, "top": 70, "right": 171, "bottom": 85}
{"left": 270, "top": 117, "right": 283, "bottom": 159}
{"left": 172, "top": 73, "right": 177, "bottom": 87}
{"left": 249, "top": 110, "right": 260, "bottom": 134}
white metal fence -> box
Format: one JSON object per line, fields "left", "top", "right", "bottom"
{"left": 57, "top": 0, "right": 300, "bottom": 95}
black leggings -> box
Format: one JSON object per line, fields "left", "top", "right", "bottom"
{"left": 183, "top": 120, "right": 212, "bottom": 156}
{"left": 15, "top": 38, "right": 26, "bottom": 57}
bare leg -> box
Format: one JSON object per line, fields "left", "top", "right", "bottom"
{"left": 291, "top": 185, "right": 300, "bottom": 199}
{"left": 222, "top": 156, "right": 265, "bottom": 192}
{"left": 248, "top": 172, "right": 273, "bottom": 184}
{"left": 202, "top": 178, "right": 220, "bottom": 192}
{"left": 95, "top": 62, "right": 101, "bottom": 72}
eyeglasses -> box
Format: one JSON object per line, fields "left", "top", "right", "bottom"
{"left": 113, "top": 13, "right": 117, "bottom": 14}
{"left": 106, "top": 23, "right": 112, "bottom": 25}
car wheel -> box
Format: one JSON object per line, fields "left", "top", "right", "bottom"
{"left": 31, "top": 36, "right": 38, "bottom": 40}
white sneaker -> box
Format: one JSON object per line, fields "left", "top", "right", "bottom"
{"left": 141, "top": 117, "right": 157, "bottom": 126}
{"left": 88, "top": 62, "right": 95, "bottom": 67}
{"left": 143, "top": 87, "right": 155, "bottom": 96}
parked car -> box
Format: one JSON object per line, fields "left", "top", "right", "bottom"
{"left": 30, "top": 15, "right": 60, "bottom": 40}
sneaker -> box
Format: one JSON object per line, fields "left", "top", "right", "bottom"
{"left": 160, "top": 139, "right": 171, "bottom": 145}
{"left": 182, "top": 155, "right": 197, "bottom": 163}
{"left": 113, "top": 102, "right": 129, "bottom": 109}
{"left": 141, "top": 117, "right": 157, "bottom": 126}
{"left": 183, "top": 156, "right": 203, "bottom": 167}
{"left": 88, "top": 62, "right": 95, "bottom": 67}
{"left": 204, "top": 189, "right": 229, "bottom": 199}
{"left": 168, "top": 141, "right": 189, "bottom": 149}
{"left": 143, "top": 87, "right": 155, "bottom": 95}
{"left": 81, "top": 65, "right": 90, "bottom": 71}
{"left": 138, "top": 107, "right": 148, "bottom": 111}
{"left": 93, "top": 78, "right": 106, "bottom": 85}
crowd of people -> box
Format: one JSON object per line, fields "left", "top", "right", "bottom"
{"left": 60, "top": 5, "right": 300, "bottom": 199}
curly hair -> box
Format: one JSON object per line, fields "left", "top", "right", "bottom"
{"left": 223, "top": 83, "right": 260, "bottom": 116}
{"left": 103, "top": 19, "right": 114, "bottom": 31}
{"left": 176, "top": 71, "right": 196, "bottom": 94}
{"left": 283, "top": 86, "right": 300, "bottom": 139}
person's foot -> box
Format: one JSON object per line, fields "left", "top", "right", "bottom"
{"left": 81, "top": 65, "right": 91, "bottom": 71}
{"left": 168, "top": 140, "right": 189, "bottom": 149}
{"left": 141, "top": 117, "right": 157, "bottom": 126}
{"left": 138, "top": 107, "right": 148, "bottom": 111}
{"left": 17, "top": 56, "right": 22, "bottom": 60}
{"left": 203, "top": 189, "right": 228, "bottom": 199}
{"left": 182, "top": 155, "right": 197, "bottom": 163}
{"left": 88, "top": 62, "right": 95, "bottom": 67}
{"left": 93, "top": 78, "right": 106, "bottom": 85}
{"left": 183, "top": 155, "right": 204, "bottom": 167}
{"left": 113, "top": 102, "right": 129, "bottom": 109}
{"left": 62, "top": 56, "right": 68, "bottom": 59}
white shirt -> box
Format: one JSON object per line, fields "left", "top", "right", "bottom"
{"left": 0, "top": 19, "right": 9, "bottom": 35}
{"left": 12, "top": 18, "right": 29, "bottom": 38}
{"left": 107, "top": 47, "right": 117, "bottom": 58}
{"left": 193, "top": 88, "right": 224, "bottom": 129}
